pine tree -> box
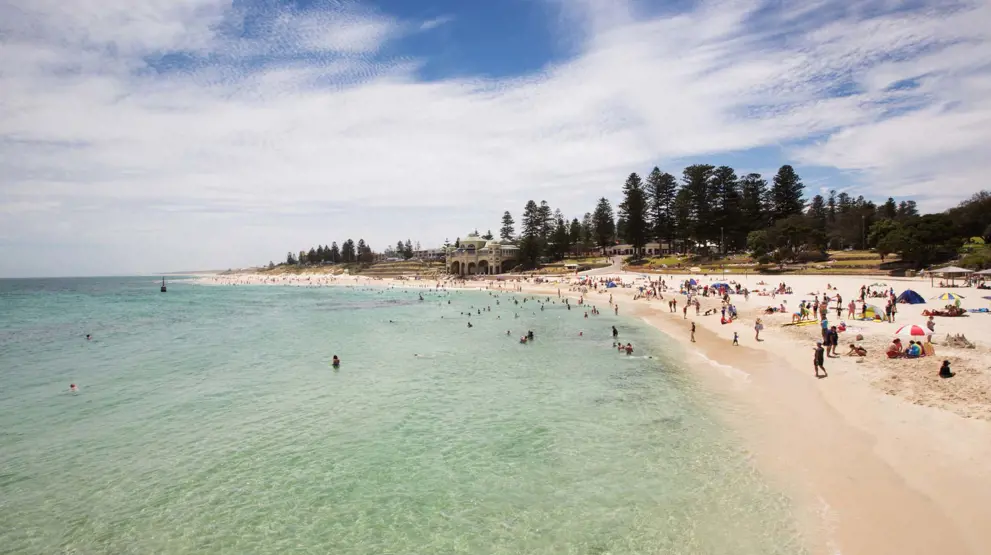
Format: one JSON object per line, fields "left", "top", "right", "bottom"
{"left": 592, "top": 198, "right": 616, "bottom": 255}
{"left": 882, "top": 197, "right": 898, "bottom": 220}
{"left": 286, "top": 251, "right": 297, "bottom": 265}
{"left": 770, "top": 165, "right": 805, "bottom": 222}
{"left": 671, "top": 188, "right": 692, "bottom": 252}
{"left": 711, "top": 166, "right": 741, "bottom": 253}
{"left": 740, "top": 173, "right": 768, "bottom": 236}
{"left": 500, "top": 211, "right": 515, "bottom": 241}
{"left": 329, "top": 242, "right": 340, "bottom": 263}
{"left": 581, "top": 212, "right": 594, "bottom": 253}
{"left": 395, "top": 240, "right": 405, "bottom": 258}
{"left": 404, "top": 239, "right": 414, "bottom": 259}
{"left": 356, "top": 239, "right": 372, "bottom": 263}
{"left": 551, "top": 211, "right": 569, "bottom": 260}
{"left": 519, "top": 200, "right": 542, "bottom": 268}
{"left": 538, "top": 201, "right": 553, "bottom": 247}
{"left": 618, "top": 172, "right": 649, "bottom": 258}
{"left": 481, "top": 230, "right": 494, "bottom": 240}
{"left": 808, "top": 194, "right": 828, "bottom": 228}
{"left": 682, "top": 164, "right": 716, "bottom": 251}
{"left": 896, "top": 200, "right": 919, "bottom": 220}
{"left": 569, "top": 218, "right": 582, "bottom": 256}
{"left": 342, "top": 239, "right": 355, "bottom": 263}
{"left": 646, "top": 168, "right": 678, "bottom": 247}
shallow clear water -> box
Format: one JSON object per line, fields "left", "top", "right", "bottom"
{"left": 0, "top": 277, "right": 803, "bottom": 554}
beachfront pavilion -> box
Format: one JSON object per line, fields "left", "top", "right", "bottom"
{"left": 447, "top": 233, "right": 519, "bottom": 275}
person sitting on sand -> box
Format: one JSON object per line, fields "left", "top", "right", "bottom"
{"left": 846, "top": 343, "right": 867, "bottom": 357}
{"left": 922, "top": 335, "right": 935, "bottom": 357}
{"left": 886, "top": 338, "right": 903, "bottom": 358}
{"left": 939, "top": 360, "right": 954, "bottom": 378}
{"left": 905, "top": 340, "right": 922, "bottom": 358}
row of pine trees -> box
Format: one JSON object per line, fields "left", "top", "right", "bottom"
{"left": 280, "top": 238, "right": 373, "bottom": 267}
{"left": 500, "top": 164, "right": 931, "bottom": 268}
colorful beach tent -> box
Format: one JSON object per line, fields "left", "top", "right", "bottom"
{"left": 859, "top": 304, "right": 883, "bottom": 320}
{"left": 896, "top": 289, "right": 926, "bottom": 304}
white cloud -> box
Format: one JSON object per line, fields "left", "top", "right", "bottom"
{"left": 419, "top": 15, "right": 453, "bottom": 31}
{"left": 1, "top": 0, "right": 990, "bottom": 276}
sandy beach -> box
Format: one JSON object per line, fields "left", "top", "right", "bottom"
{"left": 196, "top": 269, "right": 991, "bottom": 555}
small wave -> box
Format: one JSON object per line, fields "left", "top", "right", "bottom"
{"left": 694, "top": 352, "right": 751, "bottom": 383}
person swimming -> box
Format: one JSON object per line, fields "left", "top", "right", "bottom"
{"left": 85, "top": 334, "right": 91, "bottom": 341}
{"left": 70, "top": 383, "right": 78, "bottom": 392}
{"left": 332, "top": 355, "right": 340, "bottom": 367}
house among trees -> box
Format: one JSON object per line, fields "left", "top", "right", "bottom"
{"left": 605, "top": 241, "right": 674, "bottom": 257}
{"left": 446, "top": 232, "right": 519, "bottom": 275}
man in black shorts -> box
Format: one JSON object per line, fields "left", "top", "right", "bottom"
{"left": 813, "top": 341, "right": 827, "bottom": 378}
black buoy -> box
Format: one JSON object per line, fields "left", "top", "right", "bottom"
{"left": 160, "top": 277, "right": 167, "bottom": 293}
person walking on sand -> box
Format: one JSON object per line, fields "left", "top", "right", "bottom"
{"left": 690, "top": 322, "right": 696, "bottom": 343}
{"left": 813, "top": 342, "right": 827, "bottom": 378}
{"left": 754, "top": 318, "right": 763, "bottom": 341}
{"left": 732, "top": 332, "right": 739, "bottom": 346}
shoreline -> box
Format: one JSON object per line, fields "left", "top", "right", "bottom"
{"left": 194, "top": 271, "right": 991, "bottom": 555}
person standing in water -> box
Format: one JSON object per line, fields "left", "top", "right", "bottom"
{"left": 612, "top": 326, "right": 618, "bottom": 339}
{"left": 332, "top": 355, "right": 340, "bottom": 368}
{"left": 690, "top": 322, "right": 696, "bottom": 342}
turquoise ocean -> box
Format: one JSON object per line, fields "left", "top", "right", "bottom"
{"left": 0, "top": 277, "right": 804, "bottom": 554}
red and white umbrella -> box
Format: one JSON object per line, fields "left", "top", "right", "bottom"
{"left": 893, "top": 324, "right": 927, "bottom": 337}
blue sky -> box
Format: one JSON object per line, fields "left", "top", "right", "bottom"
{"left": 1, "top": 0, "right": 990, "bottom": 276}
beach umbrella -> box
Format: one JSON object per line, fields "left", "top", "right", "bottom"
{"left": 893, "top": 324, "right": 927, "bottom": 338}
{"left": 935, "top": 292, "right": 965, "bottom": 301}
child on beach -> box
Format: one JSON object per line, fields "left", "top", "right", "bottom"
{"left": 732, "top": 332, "right": 739, "bottom": 346}
{"left": 690, "top": 322, "right": 696, "bottom": 342}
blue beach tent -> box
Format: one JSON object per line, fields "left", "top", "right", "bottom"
{"left": 896, "top": 289, "right": 925, "bottom": 304}
{"left": 606, "top": 281, "right": 617, "bottom": 288}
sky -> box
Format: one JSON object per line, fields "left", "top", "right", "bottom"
{"left": 1, "top": 0, "right": 990, "bottom": 277}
